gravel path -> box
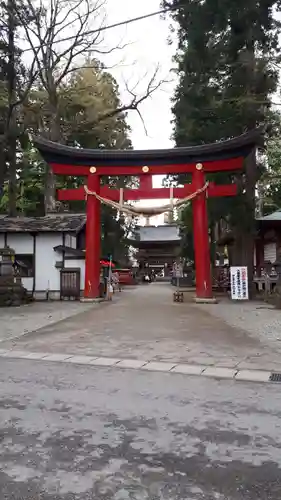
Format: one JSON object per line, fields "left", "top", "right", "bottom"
{"left": 0, "top": 301, "right": 95, "bottom": 343}
{"left": 196, "top": 299, "right": 281, "bottom": 349}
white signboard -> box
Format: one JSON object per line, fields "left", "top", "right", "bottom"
{"left": 173, "top": 262, "right": 183, "bottom": 278}
{"left": 230, "top": 266, "right": 248, "bottom": 300}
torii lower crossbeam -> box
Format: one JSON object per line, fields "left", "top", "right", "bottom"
{"left": 58, "top": 183, "right": 237, "bottom": 202}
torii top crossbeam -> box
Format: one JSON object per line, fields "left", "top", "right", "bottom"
{"left": 33, "top": 129, "right": 262, "bottom": 301}
{"left": 33, "top": 129, "right": 262, "bottom": 175}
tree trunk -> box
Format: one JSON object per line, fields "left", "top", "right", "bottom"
{"left": 44, "top": 163, "right": 56, "bottom": 214}
{"left": 7, "top": 0, "right": 17, "bottom": 217}
{"left": 0, "top": 138, "right": 7, "bottom": 196}
{"left": 44, "top": 92, "right": 61, "bottom": 214}
{"left": 244, "top": 148, "right": 257, "bottom": 298}
{"left": 7, "top": 129, "right": 17, "bottom": 216}
{"left": 231, "top": 149, "right": 257, "bottom": 298}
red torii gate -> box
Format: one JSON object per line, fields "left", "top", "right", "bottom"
{"left": 33, "top": 130, "right": 260, "bottom": 301}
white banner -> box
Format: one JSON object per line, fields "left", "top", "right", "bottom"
{"left": 230, "top": 266, "right": 248, "bottom": 300}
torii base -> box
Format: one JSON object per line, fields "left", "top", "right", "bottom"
{"left": 194, "top": 297, "right": 218, "bottom": 304}
{"left": 80, "top": 297, "right": 104, "bottom": 303}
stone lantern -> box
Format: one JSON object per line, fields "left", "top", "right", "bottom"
{"left": 0, "top": 246, "right": 27, "bottom": 306}
{"left": 0, "top": 246, "right": 15, "bottom": 276}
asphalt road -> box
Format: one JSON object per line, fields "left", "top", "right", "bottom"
{"left": 0, "top": 359, "right": 281, "bottom": 499}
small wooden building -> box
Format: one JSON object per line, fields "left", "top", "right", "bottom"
{"left": 255, "top": 210, "right": 281, "bottom": 268}
{"left": 216, "top": 209, "right": 281, "bottom": 271}
{"left": 0, "top": 213, "right": 86, "bottom": 299}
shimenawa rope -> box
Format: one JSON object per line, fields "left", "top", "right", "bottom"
{"left": 83, "top": 182, "right": 209, "bottom": 218}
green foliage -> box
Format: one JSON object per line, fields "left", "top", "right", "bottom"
{"left": 0, "top": 57, "right": 134, "bottom": 261}
{"left": 165, "top": 0, "right": 280, "bottom": 269}
{"left": 258, "top": 122, "right": 281, "bottom": 215}
{"left": 0, "top": 0, "right": 38, "bottom": 214}
{"left": 24, "top": 61, "right": 132, "bottom": 150}
{"left": 0, "top": 0, "right": 151, "bottom": 264}
{"left": 166, "top": 0, "right": 279, "bottom": 145}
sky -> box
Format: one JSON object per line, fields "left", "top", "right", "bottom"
{"left": 103, "top": 0, "right": 177, "bottom": 150}
{"left": 101, "top": 0, "right": 178, "bottom": 224}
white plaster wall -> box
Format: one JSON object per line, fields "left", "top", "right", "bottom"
{"left": 35, "top": 233, "right": 63, "bottom": 292}
{"left": 64, "top": 258, "right": 85, "bottom": 290}
{"left": 7, "top": 233, "right": 34, "bottom": 253}
{"left": 65, "top": 234, "right": 70, "bottom": 247}
{"left": 22, "top": 277, "right": 33, "bottom": 292}
{"left": 70, "top": 235, "right": 77, "bottom": 248}
{"left": 65, "top": 234, "right": 77, "bottom": 249}
{"left": 0, "top": 231, "right": 67, "bottom": 297}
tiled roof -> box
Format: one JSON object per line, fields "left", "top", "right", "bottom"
{"left": 132, "top": 225, "right": 181, "bottom": 243}
{"left": 0, "top": 213, "right": 86, "bottom": 233}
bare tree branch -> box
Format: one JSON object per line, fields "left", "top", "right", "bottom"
{"left": 16, "top": 0, "right": 166, "bottom": 128}
{"left": 14, "top": 0, "right": 169, "bottom": 211}
{"left": 94, "top": 66, "right": 166, "bottom": 132}
{"left": 16, "top": 0, "right": 132, "bottom": 93}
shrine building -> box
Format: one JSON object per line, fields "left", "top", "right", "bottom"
{"left": 130, "top": 224, "right": 181, "bottom": 277}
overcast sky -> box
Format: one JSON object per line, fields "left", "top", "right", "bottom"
{"left": 103, "top": 0, "right": 177, "bottom": 151}
{"left": 101, "top": 1, "right": 178, "bottom": 222}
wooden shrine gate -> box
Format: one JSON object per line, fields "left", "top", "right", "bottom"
{"left": 34, "top": 129, "right": 261, "bottom": 301}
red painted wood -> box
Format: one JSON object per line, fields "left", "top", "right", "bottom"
{"left": 57, "top": 183, "right": 237, "bottom": 202}
{"left": 51, "top": 156, "right": 244, "bottom": 177}
{"left": 139, "top": 174, "right": 153, "bottom": 191}
{"left": 84, "top": 174, "right": 101, "bottom": 299}
{"left": 52, "top": 164, "right": 91, "bottom": 176}
{"left": 192, "top": 168, "right": 213, "bottom": 299}
{"left": 208, "top": 183, "right": 237, "bottom": 197}
{"left": 58, "top": 187, "right": 84, "bottom": 201}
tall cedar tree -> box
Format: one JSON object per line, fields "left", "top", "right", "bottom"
{"left": 165, "top": 0, "right": 279, "bottom": 286}
{"left": 0, "top": 0, "right": 36, "bottom": 215}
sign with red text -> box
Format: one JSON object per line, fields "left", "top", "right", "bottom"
{"left": 230, "top": 266, "right": 248, "bottom": 300}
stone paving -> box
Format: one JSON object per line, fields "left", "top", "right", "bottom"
{"left": 2, "top": 282, "right": 281, "bottom": 373}
{"left": 0, "top": 349, "right": 274, "bottom": 383}
{"left": 0, "top": 300, "right": 94, "bottom": 343}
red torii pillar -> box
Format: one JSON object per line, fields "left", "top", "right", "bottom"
{"left": 84, "top": 167, "right": 101, "bottom": 299}
{"left": 192, "top": 163, "right": 212, "bottom": 300}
